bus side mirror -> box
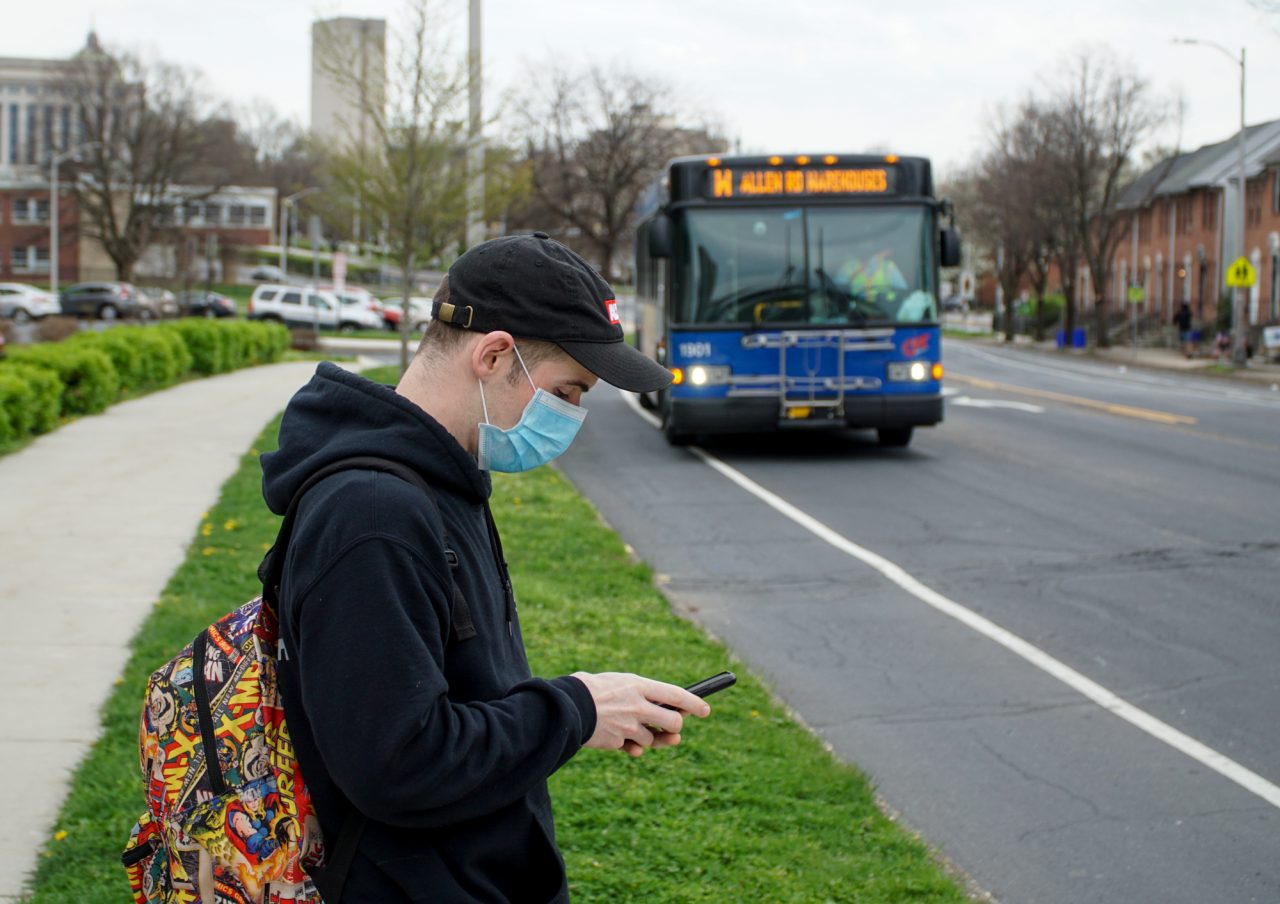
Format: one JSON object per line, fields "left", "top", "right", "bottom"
{"left": 648, "top": 215, "right": 673, "bottom": 259}
{"left": 940, "top": 228, "right": 962, "bottom": 268}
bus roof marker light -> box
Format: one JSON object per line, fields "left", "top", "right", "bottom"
{"left": 796, "top": 155, "right": 810, "bottom": 165}
{"left": 885, "top": 154, "right": 900, "bottom": 164}
{"left": 707, "top": 157, "right": 721, "bottom": 167}
{"left": 768, "top": 155, "right": 782, "bottom": 166}
{"left": 823, "top": 154, "right": 838, "bottom": 165}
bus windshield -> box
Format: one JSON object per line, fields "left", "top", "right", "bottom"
{"left": 674, "top": 206, "right": 937, "bottom": 326}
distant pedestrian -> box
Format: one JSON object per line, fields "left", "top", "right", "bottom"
{"left": 1173, "top": 302, "right": 1194, "bottom": 358}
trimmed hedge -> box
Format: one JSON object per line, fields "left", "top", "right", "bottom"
{"left": 5, "top": 344, "right": 119, "bottom": 416}
{"left": 0, "top": 319, "right": 290, "bottom": 450}
{"left": 0, "top": 364, "right": 60, "bottom": 436}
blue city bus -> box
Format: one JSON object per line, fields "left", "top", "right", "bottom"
{"left": 633, "top": 153, "right": 961, "bottom": 446}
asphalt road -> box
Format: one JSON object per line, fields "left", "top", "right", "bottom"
{"left": 556, "top": 340, "right": 1280, "bottom": 904}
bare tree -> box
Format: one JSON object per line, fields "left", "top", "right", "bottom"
{"left": 518, "top": 66, "right": 724, "bottom": 280}
{"left": 59, "top": 41, "right": 211, "bottom": 282}
{"left": 1050, "top": 52, "right": 1162, "bottom": 348}
{"left": 952, "top": 99, "right": 1064, "bottom": 341}
{"left": 317, "top": 0, "right": 520, "bottom": 372}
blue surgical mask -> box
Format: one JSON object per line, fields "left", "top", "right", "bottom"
{"left": 477, "top": 347, "right": 587, "bottom": 472}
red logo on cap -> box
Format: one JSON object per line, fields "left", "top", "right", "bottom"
{"left": 605, "top": 299, "right": 620, "bottom": 325}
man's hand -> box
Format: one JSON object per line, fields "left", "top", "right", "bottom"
{"left": 573, "top": 672, "right": 712, "bottom": 757}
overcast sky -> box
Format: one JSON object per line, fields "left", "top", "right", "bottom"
{"left": 11, "top": 0, "right": 1280, "bottom": 182}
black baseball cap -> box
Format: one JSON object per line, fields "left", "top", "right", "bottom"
{"left": 435, "top": 232, "right": 673, "bottom": 393}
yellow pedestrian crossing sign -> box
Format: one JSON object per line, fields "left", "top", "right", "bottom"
{"left": 1226, "top": 256, "right": 1256, "bottom": 288}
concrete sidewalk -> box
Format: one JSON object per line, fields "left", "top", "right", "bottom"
{"left": 0, "top": 361, "right": 323, "bottom": 901}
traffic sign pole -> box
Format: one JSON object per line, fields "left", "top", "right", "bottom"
{"left": 1225, "top": 256, "right": 1257, "bottom": 366}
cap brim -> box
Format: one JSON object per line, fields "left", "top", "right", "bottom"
{"left": 557, "top": 339, "right": 673, "bottom": 393}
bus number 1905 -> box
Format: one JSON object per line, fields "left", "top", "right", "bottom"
{"left": 678, "top": 342, "right": 713, "bottom": 359}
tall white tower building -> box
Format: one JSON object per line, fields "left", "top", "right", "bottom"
{"left": 310, "top": 17, "right": 386, "bottom": 149}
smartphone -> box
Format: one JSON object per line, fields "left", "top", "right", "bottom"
{"left": 660, "top": 671, "right": 736, "bottom": 711}
{"left": 685, "top": 671, "right": 736, "bottom": 698}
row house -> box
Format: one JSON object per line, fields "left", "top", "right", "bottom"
{"left": 1114, "top": 119, "right": 1280, "bottom": 330}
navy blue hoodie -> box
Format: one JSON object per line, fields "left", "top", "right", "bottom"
{"left": 260, "top": 363, "right": 596, "bottom": 902}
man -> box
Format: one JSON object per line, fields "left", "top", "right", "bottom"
{"left": 260, "top": 233, "right": 711, "bottom": 902}
{"left": 1174, "top": 301, "right": 1194, "bottom": 358}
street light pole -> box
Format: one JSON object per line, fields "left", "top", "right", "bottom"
{"left": 465, "top": 0, "right": 485, "bottom": 250}
{"left": 279, "top": 187, "right": 320, "bottom": 282}
{"left": 48, "top": 142, "right": 98, "bottom": 297}
{"left": 1174, "top": 38, "right": 1248, "bottom": 366}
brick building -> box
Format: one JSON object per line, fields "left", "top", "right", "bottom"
{"left": 1, "top": 35, "right": 276, "bottom": 286}
{"left": 1114, "top": 119, "right": 1280, "bottom": 330}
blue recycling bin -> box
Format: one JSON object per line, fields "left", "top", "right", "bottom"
{"left": 1072, "top": 327, "right": 1087, "bottom": 348}
{"left": 1055, "top": 329, "right": 1066, "bottom": 349}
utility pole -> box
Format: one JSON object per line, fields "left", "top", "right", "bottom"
{"left": 465, "top": 0, "right": 485, "bottom": 250}
{"left": 1233, "top": 47, "right": 1247, "bottom": 366}
{"left": 48, "top": 142, "right": 97, "bottom": 297}
{"left": 1175, "top": 38, "right": 1248, "bottom": 366}
{"left": 279, "top": 187, "right": 320, "bottom": 283}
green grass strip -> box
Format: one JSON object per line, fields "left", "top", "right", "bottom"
{"left": 24, "top": 366, "right": 969, "bottom": 903}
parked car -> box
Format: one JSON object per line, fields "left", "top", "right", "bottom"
{"left": 247, "top": 284, "right": 382, "bottom": 332}
{"left": 247, "top": 265, "right": 285, "bottom": 282}
{"left": 138, "top": 286, "right": 179, "bottom": 319}
{"left": 176, "top": 290, "right": 238, "bottom": 318}
{"left": 380, "top": 297, "right": 434, "bottom": 332}
{"left": 0, "top": 283, "right": 60, "bottom": 321}
{"left": 320, "top": 286, "right": 387, "bottom": 329}
{"left": 59, "top": 282, "right": 143, "bottom": 320}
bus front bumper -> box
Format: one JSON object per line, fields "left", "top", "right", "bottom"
{"left": 668, "top": 393, "right": 943, "bottom": 435}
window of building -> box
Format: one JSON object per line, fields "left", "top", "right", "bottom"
{"left": 59, "top": 105, "right": 71, "bottom": 151}
{"left": 1247, "top": 179, "right": 1264, "bottom": 228}
{"left": 249, "top": 206, "right": 267, "bottom": 226}
{"left": 42, "top": 104, "right": 53, "bottom": 158}
{"left": 7, "top": 104, "right": 17, "bottom": 164}
{"left": 25, "top": 104, "right": 36, "bottom": 164}
{"left": 13, "top": 199, "right": 49, "bottom": 223}
{"left": 1202, "top": 192, "right": 1217, "bottom": 230}
{"left": 13, "top": 246, "right": 28, "bottom": 270}
{"left": 32, "top": 247, "right": 49, "bottom": 272}
{"left": 228, "top": 204, "right": 247, "bottom": 226}
{"left": 1176, "top": 197, "right": 1195, "bottom": 235}
{"left": 204, "top": 204, "right": 222, "bottom": 226}
{"left": 1273, "top": 171, "right": 1280, "bottom": 216}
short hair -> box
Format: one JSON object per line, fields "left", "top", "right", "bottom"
{"left": 415, "top": 275, "right": 566, "bottom": 381}
{"left": 415, "top": 278, "right": 470, "bottom": 359}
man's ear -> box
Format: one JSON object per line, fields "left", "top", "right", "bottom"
{"left": 471, "top": 331, "right": 516, "bottom": 380}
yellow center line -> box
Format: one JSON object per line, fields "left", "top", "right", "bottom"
{"left": 949, "top": 374, "right": 1198, "bottom": 426}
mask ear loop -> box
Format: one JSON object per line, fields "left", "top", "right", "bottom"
{"left": 477, "top": 379, "right": 491, "bottom": 425}
{"left": 513, "top": 344, "right": 534, "bottom": 387}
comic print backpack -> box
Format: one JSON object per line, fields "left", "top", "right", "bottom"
{"left": 121, "top": 457, "right": 457, "bottom": 904}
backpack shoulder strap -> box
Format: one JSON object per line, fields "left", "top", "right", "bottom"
{"left": 261, "top": 456, "right": 429, "bottom": 608}
{"left": 257, "top": 456, "right": 464, "bottom": 903}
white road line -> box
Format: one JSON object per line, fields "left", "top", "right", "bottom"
{"left": 951, "top": 397, "right": 1045, "bottom": 414}
{"left": 618, "top": 388, "right": 1280, "bottom": 811}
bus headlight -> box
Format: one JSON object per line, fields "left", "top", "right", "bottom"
{"left": 688, "top": 364, "right": 731, "bottom": 386}
{"left": 888, "top": 361, "right": 935, "bottom": 382}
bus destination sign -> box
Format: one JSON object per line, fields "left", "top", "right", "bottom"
{"left": 706, "top": 166, "right": 896, "bottom": 200}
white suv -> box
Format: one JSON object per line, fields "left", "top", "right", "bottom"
{"left": 247, "top": 285, "right": 382, "bottom": 332}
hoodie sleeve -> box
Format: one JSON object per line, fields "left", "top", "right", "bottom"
{"left": 288, "top": 529, "right": 596, "bottom": 829}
